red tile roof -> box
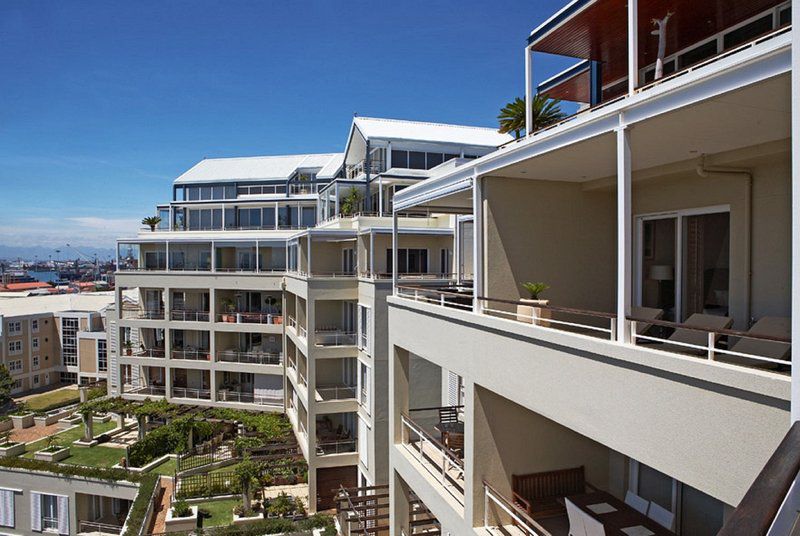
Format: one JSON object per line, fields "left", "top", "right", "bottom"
{"left": 4, "top": 282, "right": 53, "bottom": 291}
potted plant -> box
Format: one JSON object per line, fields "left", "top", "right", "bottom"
{"left": 122, "top": 340, "right": 133, "bottom": 356}
{"left": 165, "top": 499, "right": 198, "bottom": 531}
{"left": 0, "top": 432, "right": 24, "bottom": 457}
{"left": 232, "top": 503, "right": 262, "bottom": 525}
{"left": 340, "top": 187, "right": 363, "bottom": 217}
{"left": 267, "top": 492, "right": 295, "bottom": 519}
{"left": 142, "top": 216, "right": 162, "bottom": 232}
{"left": 35, "top": 435, "right": 70, "bottom": 462}
{"left": 220, "top": 298, "right": 237, "bottom": 323}
{"left": 10, "top": 405, "right": 34, "bottom": 429}
{"left": 518, "top": 282, "right": 551, "bottom": 327}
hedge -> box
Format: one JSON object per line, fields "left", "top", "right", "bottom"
{"left": 0, "top": 456, "right": 143, "bottom": 482}
{"left": 121, "top": 473, "right": 159, "bottom": 536}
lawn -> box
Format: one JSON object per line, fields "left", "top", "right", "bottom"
{"left": 148, "top": 458, "right": 177, "bottom": 476}
{"left": 197, "top": 498, "right": 240, "bottom": 527}
{"left": 22, "top": 420, "right": 118, "bottom": 458}
{"left": 62, "top": 445, "right": 125, "bottom": 467}
{"left": 22, "top": 388, "right": 80, "bottom": 412}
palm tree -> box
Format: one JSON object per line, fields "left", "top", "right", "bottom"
{"left": 141, "top": 216, "right": 162, "bottom": 232}
{"left": 498, "top": 94, "right": 567, "bottom": 138}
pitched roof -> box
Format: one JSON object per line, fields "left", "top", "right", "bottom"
{"left": 353, "top": 117, "right": 513, "bottom": 147}
{"left": 174, "top": 153, "right": 343, "bottom": 184}
{"left": 3, "top": 282, "right": 53, "bottom": 292}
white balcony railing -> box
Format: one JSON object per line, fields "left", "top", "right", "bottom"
{"left": 171, "top": 387, "right": 211, "bottom": 400}
{"left": 483, "top": 481, "right": 550, "bottom": 536}
{"left": 317, "top": 438, "right": 357, "bottom": 456}
{"left": 171, "top": 349, "right": 212, "bottom": 361}
{"left": 78, "top": 520, "right": 124, "bottom": 535}
{"left": 216, "top": 350, "right": 283, "bottom": 366}
{"left": 170, "top": 310, "right": 210, "bottom": 322}
{"left": 316, "top": 385, "right": 358, "bottom": 401}
{"left": 216, "top": 311, "right": 283, "bottom": 325}
{"left": 315, "top": 330, "right": 357, "bottom": 347}
{"left": 400, "top": 412, "right": 464, "bottom": 505}
{"left": 122, "top": 309, "right": 165, "bottom": 320}
{"left": 218, "top": 390, "right": 283, "bottom": 406}
{"left": 131, "top": 348, "right": 165, "bottom": 359}
{"left": 125, "top": 384, "right": 166, "bottom": 397}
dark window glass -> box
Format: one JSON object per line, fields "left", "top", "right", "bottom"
{"left": 278, "top": 206, "right": 290, "bottom": 227}
{"left": 444, "top": 154, "right": 459, "bottom": 162}
{"left": 200, "top": 187, "right": 212, "bottom": 201}
{"left": 275, "top": 184, "right": 287, "bottom": 194}
{"left": 463, "top": 155, "right": 478, "bottom": 159}
{"left": 678, "top": 40, "right": 718, "bottom": 69}
{"left": 213, "top": 186, "right": 224, "bottom": 200}
{"left": 391, "top": 150, "right": 408, "bottom": 168}
{"left": 224, "top": 208, "right": 235, "bottom": 228}
{"left": 188, "top": 187, "right": 200, "bottom": 201}
{"left": 189, "top": 210, "right": 200, "bottom": 230}
{"left": 250, "top": 208, "right": 261, "bottom": 227}
{"left": 200, "top": 210, "right": 212, "bottom": 229}
{"left": 408, "top": 151, "right": 426, "bottom": 169}
{"left": 724, "top": 15, "right": 773, "bottom": 49}
{"left": 225, "top": 186, "right": 236, "bottom": 199}
{"left": 780, "top": 6, "right": 791, "bottom": 26}
{"left": 238, "top": 208, "right": 249, "bottom": 228}
{"left": 302, "top": 207, "right": 316, "bottom": 227}
{"left": 212, "top": 209, "right": 222, "bottom": 229}
{"left": 263, "top": 207, "right": 275, "bottom": 228}
{"left": 237, "top": 186, "right": 249, "bottom": 196}
{"left": 426, "top": 153, "right": 444, "bottom": 169}
{"left": 158, "top": 210, "right": 169, "bottom": 229}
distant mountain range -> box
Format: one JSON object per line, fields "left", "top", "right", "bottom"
{"left": 0, "top": 245, "right": 116, "bottom": 262}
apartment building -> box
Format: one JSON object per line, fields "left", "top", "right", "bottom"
{"left": 0, "top": 293, "right": 116, "bottom": 395}
{"left": 379, "top": 1, "right": 797, "bottom": 535}
{"left": 112, "top": 117, "right": 511, "bottom": 513}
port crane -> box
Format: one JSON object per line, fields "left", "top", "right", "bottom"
{"left": 65, "top": 243, "right": 100, "bottom": 281}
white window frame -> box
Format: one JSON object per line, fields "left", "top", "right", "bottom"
{"left": 32, "top": 355, "right": 39, "bottom": 369}
{"left": 7, "top": 322, "right": 21, "bottom": 336}
{"left": 31, "top": 319, "right": 39, "bottom": 332}
{"left": 7, "top": 341, "right": 22, "bottom": 356}
{"left": 357, "top": 304, "right": 371, "bottom": 354}
{"left": 32, "top": 337, "right": 39, "bottom": 351}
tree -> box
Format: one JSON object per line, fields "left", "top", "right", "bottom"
{"left": 340, "top": 187, "right": 363, "bottom": 216}
{"left": 498, "top": 94, "right": 567, "bottom": 138}
{"left": 0, "top": 365, "right": 13, "bottom": 406}
{"left": 235, "top": 455, "right": 262, "bottom": 511}
{"left": 141, "top": 216, "right": 162, "bottom": 232}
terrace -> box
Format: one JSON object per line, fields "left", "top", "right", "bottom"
{"left": 287, "top": 230, "right": 358, "bottom": 278}
{"left": 527, "top": 0, "right": 791, "bottom": 119}
{"left": 215, "top": 289, "right": 283, "bottom": 325}
{"left": 116, "top": 239, "right": 288, "bottom": 273}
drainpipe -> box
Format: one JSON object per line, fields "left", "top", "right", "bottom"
{"left": 696, "top": 155, "right": 753, "bottom": 326}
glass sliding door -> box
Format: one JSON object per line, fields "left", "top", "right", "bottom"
{"left": 681, "top": 212, "right": 730, "bottom": 320}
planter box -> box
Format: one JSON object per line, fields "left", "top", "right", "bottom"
{"left": 516, "top": 299, "right": 551, "bottom": 328}
{"left": 0, "top": 443, "right": 25, "bottom": 457}
{"left": 11, "top": 414, "right": 34, "bottom": 429}
{"left": 165, "top": 505, "right": 198, "bottom": 531}
{"left": 232, "top": 510, "right": 264, "bottom": 526}
{"left": 93, "top": 414, "right": 112, "bottom": 423}
{"left": 34, "top": 447, "right": 70, "bottom": 462}
{"left": 0, "top": 419, "right": 12, "bottom": 433}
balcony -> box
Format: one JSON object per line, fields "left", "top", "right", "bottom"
{"left": 482, "top": 480, "right": 550, "bottom": 536}
{"left": 315, "top": 384, "right": 358, "bottom": 402}
{"left": 171, "top": 349, "right": 212, "bottom": 361}
{"left": 171, "top": 387, "right": 211, "bottom": 400}
{"left": 170, "top": 309, "right": 209, "bottom": 322}
{"left": 399, "top": 410, "right": 465, "bottom": 505}
{"left": 396, "top": 285, "right": 792, "bottom": 375}
{"left": 216, "top": 311, "right": 283, "bottom": 325}
{"left": 131, "top": 348, "right": 165, "bottom": 359}
{"left": 216, "top": 350, "right": 283, "bottom": 366}
{"left": 315, "top": 329, "right": 357, "bottom": 347}
{"left": 121, "top": 309, "right": 164, "bottom": 320}
{"left": 124, "top": 383, "right": 166, "bottom": 397}
{"left": 217, "top": 390, "right": 282, "bottom": 407}
{"left": 78, "top": 520, "right": 123, "bottom": 536}
{"left": 316, "top": 438, "right": 357, "bottom": 456}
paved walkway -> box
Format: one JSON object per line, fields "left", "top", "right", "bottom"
{"left": 9, "top": 422, "right": 63, "bottom": 443}
{"left": 148, "top": 476, "right": 172, "bottom": 535}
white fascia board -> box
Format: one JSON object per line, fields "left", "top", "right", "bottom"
{"left": 358, "top": 227, "right": 454, "bottom": 236}
{"left": 394, "top": 33, "right": 790, "bottom": 212}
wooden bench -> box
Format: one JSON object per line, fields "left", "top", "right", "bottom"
{"left": 512, "top": 466, "right": 596, "bottom": 520}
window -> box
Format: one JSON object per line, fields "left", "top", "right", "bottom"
{"left": 33, "top": 355, "right": 39, "bottom": 368}
{"left": 391, "top": 150, "right": 408, "bottom": 168}
{"left": 32, "top": 337, "right": 39, "bottom": 351}
{"left": 723, "top": 14, "right": 773, "bottom": 49}
{"left": 0, "top": 488, "right": 14, "bottom": 528}
{"left": 386, "top": 248, "right": 428, "bottom": 274}
{"left": 358, "top": 416, "right": 369, "bottom": 467}
{"left": 440, "top": 248, "right": 452, "bottom": 276}
{"left": 408, "top": 151, "right": 426, "bottom": 169}
{"left": 359, "top": 362, "right": 370, "bottom": 410}
{"left": 358, "top": 305, "right": 371, "bottom": 352}
{"left": 7, "top": 341, "right": 22, "bottom": 356}
{"left": 301, "top": 206, "right": 316, "bottom": 227}
{"left": 33, "top": 375, "right": 39, "bottom": 386}
{"left": 678, "top": 40, "right": 718, "bottom": 69}
{"left": 7, "top": 321, "right": 21, "bottom": 335}
{"left": 61, "top": 317, "right": 78, "bottom": 367}
{"left": 8, "top": 360, "right": 22, "bottom": 373}
{"left": 11, "top": 380, "right": 21, "bottom": 392}
{"left": 237, "top": 207, "right": 263, "bottom": 229}
{"left": 779, "top": 6, "right": 791, "bottom": 25}
{"left": 98, "top": 340, "right": 108, "bottom": 372}
{"left": 31, "top": 319, "right": 39, "bottom": 332}
{"left": 342, "top": 248, "right": 356, "bottom": 274}
{"left": 426, "top": 152, "right": 444, "bottom": 168}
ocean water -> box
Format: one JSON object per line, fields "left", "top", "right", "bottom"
{"left": 28, "top": 270, "right": 59, "bottom": 283}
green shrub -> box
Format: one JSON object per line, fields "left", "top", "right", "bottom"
{"left": 121, "top": 474, "right": 159, "bottom": 536}
{"left": 172, "top": 499, "right": 192, "bottom": 518}
{"left": 0, "top": 456, "right": 141, "bottom": 482}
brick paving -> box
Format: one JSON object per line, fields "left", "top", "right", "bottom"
{"left": 148, "top": 476, "right": 172, "bottom": 535}
{"left": 8, "top": 422, "right": 64, "bottom": 443}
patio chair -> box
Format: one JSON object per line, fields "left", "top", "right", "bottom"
{"left": 512, "top": 466, "right": 595, "bottom": 520}
{"left": 666, "top": 313, "right": 733, "bottom": 353}
{"left": 722, "top": 316, "right": 791, "bottom": 369}
{"left": 444, "top": 432, "right": 464, "bottom": 457}
{"left": 630, "top": 306, "right": 664, "bottom": 336}
{"left": 565, "top": 498, "right": 587, "bottom": 536}
{"left": 624, "top": 490, "right": 649, "bottom": 514}
{"left": 582, "top": 510, "right": 606, "bottom": 536}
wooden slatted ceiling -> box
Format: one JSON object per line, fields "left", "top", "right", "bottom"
{"left": 533, "top": 0, "right": 785, "bottom": 86}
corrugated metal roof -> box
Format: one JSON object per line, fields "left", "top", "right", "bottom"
{"left": 0, "top": 290, "right": 136, "bottom": 317}
{"left": 353, "top": 117, "right": 513, "bottom": 147}
{"left": 174, "top": 153, "right": 343, "bottom": 184}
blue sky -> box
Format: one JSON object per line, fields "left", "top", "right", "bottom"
{"left": 0, "top": 0, "right": 570, "bottom": 248}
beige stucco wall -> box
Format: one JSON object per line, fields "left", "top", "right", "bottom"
{"left": 79, "top": 339, "right": 97, "bottom": 373}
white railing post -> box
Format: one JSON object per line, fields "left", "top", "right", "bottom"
{"left": 707, "top": 331, "right": 716, "bottom": 361}
{"left": 628, "top": 0, "right": 639, "bottom": 94}
{"left": 484, "top": 485, "right": 490, "bottom": 529}
{"left": 525, "top": 45, "right": 533, "bottom": 137}
{"left": 616, "top": 121, "right": 633, "bottom": 343}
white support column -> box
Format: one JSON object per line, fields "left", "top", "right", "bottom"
{"left": 791, "top": 0, "right": 800, "bottom": 421}
{"left": 256, "top": 240, "right": 260, "bottom": 273}
{"left": 378, "top": 175, "right": 384, "bottom": 217}
{"left": 616, "top": 119, "right": 633, "bottom": 343}
{"left": 627, "top": 0, "right": 639, "bottom": 94}
{"left": 473, "top": 175, "right": 484, "bottom": 313}
{"left": 210, "top": 241, "right": 216, "bottom": 272}
{"left": 369, "top": 230, "right": 375, "bottom": 277}
{"left": 165, "top": 241, "right": 170, "bottom": 272}
{"left": 306, "top": 235, "right": 312, "bottom": 276}
{"left": 392, "top": 212, "right": 399, "bottom": 293}
{"left": 454, "top": 216, "right": 461, "bottom": 283}
{"left": 525, "top": 45, "right": 534, "bottom": 137}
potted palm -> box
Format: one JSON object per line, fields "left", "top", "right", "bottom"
{"left": 122, "top": 340, "right": 133, "bottom": 356}
{"left": 518, "top": 282, "right": 551, "bottom": 327}
{"left": 142, "top": 216, "right": 162, "bottom": 232}
{"left": 220, "top": 298, "right": 237, "bottom": 323}
{"left": 35, "top": 435, "right": 70, "bottom": 462}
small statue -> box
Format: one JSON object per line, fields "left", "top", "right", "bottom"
{"left": 652, "top": 12, "right": 674, "bottom": 80}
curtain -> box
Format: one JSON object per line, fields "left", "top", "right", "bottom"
{"left": 683, "top": 216, "right": 705, "bottom": 319}
{"left": 30, "top": 492, "right": 40, "bottom": 532}
{"left": 56, "top": 495, "right": 69, "bottom": 535}
{"left": 0, "top": 489, "right": 14, "bottom": 528}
